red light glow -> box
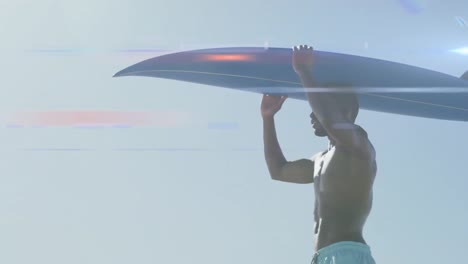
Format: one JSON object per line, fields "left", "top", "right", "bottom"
{"left": 198, "top": 54, "right": 256, "bottom": 62}
{"left": 9, "top": 111, "right": 190, "bottom": 127}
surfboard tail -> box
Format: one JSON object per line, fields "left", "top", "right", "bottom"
{"left": 462, "top": 71, "right": 468, "bottom": 80}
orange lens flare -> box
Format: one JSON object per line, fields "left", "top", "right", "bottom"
{"left": 198, "top": 54, "right": 256, "bottom": 62}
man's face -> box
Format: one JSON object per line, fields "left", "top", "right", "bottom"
{"left": 310, "top": 112, "right": 328, "bottom": 137}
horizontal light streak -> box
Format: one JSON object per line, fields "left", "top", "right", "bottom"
{"left": 244, "top": 87, "right": 468, "bottom": 93}
{"left": 451, "top": 47, "right": 468, "bottom": 55}
{"left": 8, "top": 111, "right": 190, "bottom": 127}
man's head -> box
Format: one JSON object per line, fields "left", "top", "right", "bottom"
{"left": 310, "top": 93, "right": 359, "bottom": 137}
{"left": 310, "top": 112, "right": 327, "bottom": 137}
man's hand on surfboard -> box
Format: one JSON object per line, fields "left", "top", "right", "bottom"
{"left": 292, "top": 45, "right": 314, "bottom": 75}
{"left": 261, "top": 94, "right": 288, "bottom": 118}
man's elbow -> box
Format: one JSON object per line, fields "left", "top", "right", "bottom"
{"left": 269, "top": 167, "right": 288, "bottom": 182}
{"left": 269, "top": 171, "right": 283, "bottom": 181}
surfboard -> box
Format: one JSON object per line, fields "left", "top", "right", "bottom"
{"left": 114, "top": 47, "right": 468, "bottom": 122}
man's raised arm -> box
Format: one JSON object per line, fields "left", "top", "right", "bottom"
{"left": 261, "top": 94, "right": 315, "bottom": 184}
{"left": 292, "top": 45, "right": 375, "bottom": 159}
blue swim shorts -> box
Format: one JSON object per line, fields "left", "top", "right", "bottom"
{"left": 311, "top": 241, "right": 376, "bottom": 264}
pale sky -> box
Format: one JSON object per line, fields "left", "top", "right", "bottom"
{"left": 1, "top": 1, "right": 468, "bottom": 263}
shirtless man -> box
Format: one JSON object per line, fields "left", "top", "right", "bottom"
{"left": 261, "top": 45, "right": 377, "bottom": 264}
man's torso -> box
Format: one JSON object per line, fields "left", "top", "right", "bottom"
{"left": 313, "top": 145, "right": 377, "bottom": 250}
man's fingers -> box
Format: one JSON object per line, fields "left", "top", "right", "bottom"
{"left": 292, "top": 44, "right": 313, "bottom": 51}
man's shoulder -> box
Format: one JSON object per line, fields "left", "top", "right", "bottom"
{"left": 332, "top": 123, "right": 375, "bottom": 159}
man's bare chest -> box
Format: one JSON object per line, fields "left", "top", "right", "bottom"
{"left": 313, "top": 148, "right": 375, "bottom": 193}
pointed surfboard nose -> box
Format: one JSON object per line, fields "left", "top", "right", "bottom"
{"left": 111, "top": 51, "right": 196, "bottom": 78}
{"left": 113, "top": 69, "right": 126, "bottom": 77}
{"left": 112, "top": 51, "right": 183, "bottom": 78}
{"left": 114, "top": 65, "right": 148, "bottom": 77}
{"left": 112, "top": 53, "right": 179, "bottom": 78}
{"left": 112, "top": 47, "right": 285, "bottom": 78}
